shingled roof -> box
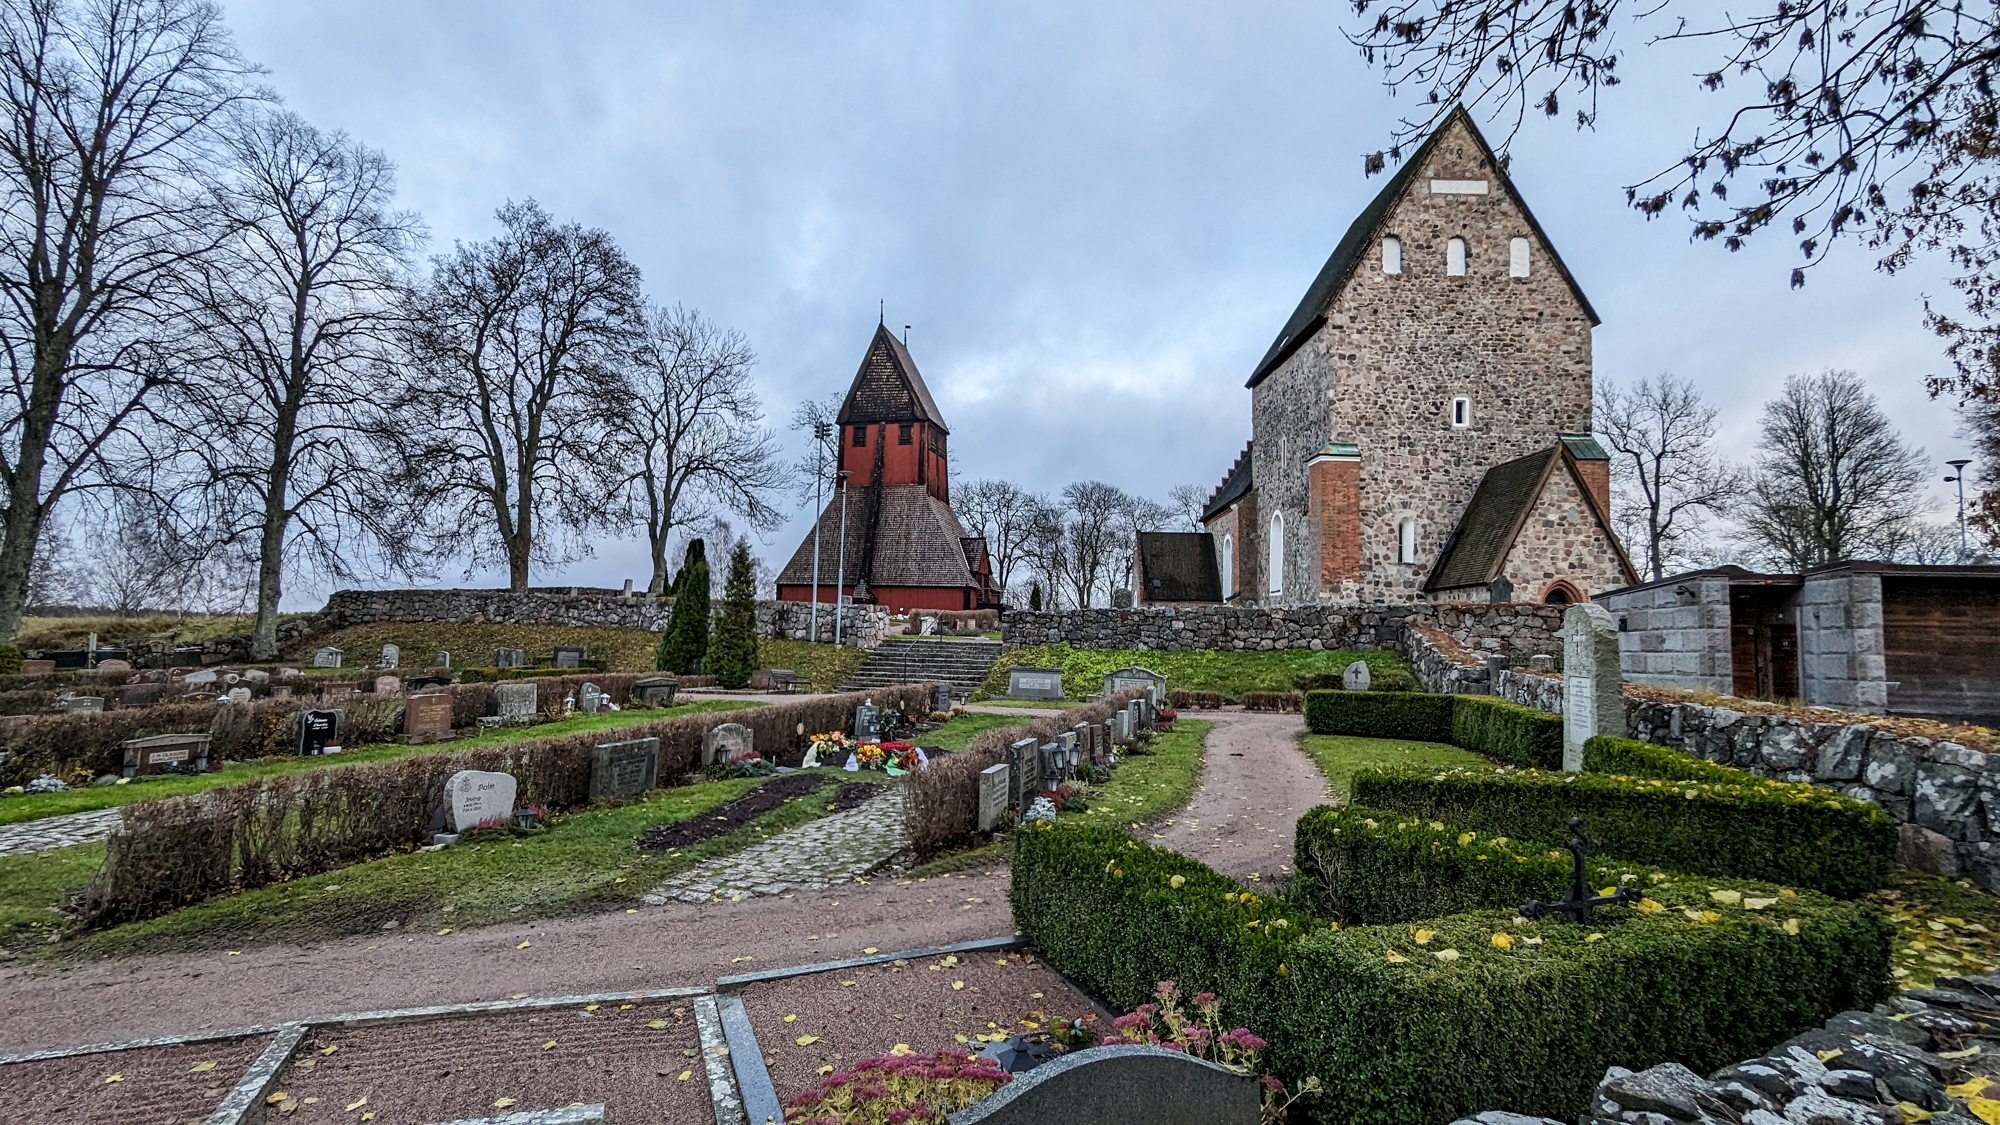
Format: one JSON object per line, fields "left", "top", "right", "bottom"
{"left": 775, "top": 484, "right": 983, "bottom": 591}
{"left": 837, "top": 322, "right": 948, "bottom": 431}
{"left": 1426, "top": 446, "right": 1636, "bottom": 592}
{"left": 1245, "top": 106, "right": 1601, "bottom": 389}
{"left": 1137, "top": 532, "right": 1222, "bottom": 603}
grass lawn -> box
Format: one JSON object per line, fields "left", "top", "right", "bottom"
{"left": 1298, "top": 734, "right": 1493, "bottom": 799}
{"left": 965, "top": 699, "right": 1070, "bottom": 711}
{"left": 0, "top": 700, "right": 757, "bottom": 826}
{"left": 978, "top": 645, "right": 1412, "bottom": 703}
{"left": 757, "top": 640, "right": 867, "bottom": 693}
{"left": 1870, "top": 869, "right": 2000, "bottom": 987}
{"left": 924, "top": 711, "right": 1035, "bottom": 750}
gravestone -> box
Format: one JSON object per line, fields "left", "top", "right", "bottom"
{"left": 19, "top": 659, "right": 53, "bottom": 676}
{"left": 278, "top": 668, "right": 301, "bottom": 678}
{"left": 313, "top": 647, "right": 342, "bottom": 668}
{"left": 553, "top": 646, "right": 585, "bottom": 669}
{"left": 374, "top": 675, "right": 402, "bottom": 695}
{"left": 853, "top": 701, "right": 883, "bottom": 742}
{"left": 377, "top": 644, "right": 399, "bottom": 669}
{"left": 63, "top": 695, "right": 103, "bottom": 714}
{"left": 943, "top": 1043, "right": 1260, "bottom": 1125}
{"left": 1342, "top": 661, "right": 1371, "bottom": 691}
{"left": 95, "top": 658, "right": 131, "bottom": 675}
{"left": 296, "top": 709, "right": 340, "bottom": 755}
{"left": 1562, "top": 602, "right": 1624, "bottom": 771}
{"left": 119, "top": 683, "right": 169, "bottom": 708}
{"left": 702, "top": 722, "right": 754, "bottom": 765}
{"left": 578, "top": 682, "right": 605, "bottom": 713}
{"left": 494, "top": 682, "right": 538, "bottom": 723}
{"left": 446, "top": 769, "right": 517, "bottom": 832}
{"left": 121, "top": 733, "right": 211, "bottom": 777}
{"left": 183, "top": 669, "right": 219, "bottom": 685}
{"left": 225, "top": 686, "right": 251, "bottom": 704}
{"left": 1039, "top": 743, "right": 1061, "bottom": 788}
{"left": 270, "top": 686, "right": 294, "bottom": 700}
{"left": 633, "top": 677, "right": 678, "bottom": 706}
{"left": 495, "top": 648, "right": 527, "bottom": 669}
{"left": 1529, "top": 654, "right": 1556, "bottom": 674}
{"left": 1113, "top": 707, "right": 1133, "bottom": 744}
{"left": 243, "top": 669, "right": 269, "bottom": 682}
{"left": 590, "top": 737, "right": 660, "bottom": 802}
{"left": 1009, "top": 737, "right": 1042, "bottom": 808}
{"left": 1104, "top": 667, "right": 1166, "bottom": 703}
{"left": 1005, "top": 667, "right": 1066, "bottom": 701}
{"left": 402, "top": 692, "right": 454, "bottom": 743}
{"left": 433, "top": 651, "right": 450, "bottom": 669}
{"left": 932, "top": 683, "right": 952, "bottom": 712}
{"left": 408, "top": 672, "right": 452, "bottom": 692}
{"left": 978, "top": 762, "right": 1011, "bottom": 831}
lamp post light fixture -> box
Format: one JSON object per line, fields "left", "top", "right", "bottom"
{"left": 1947, "top": 458, "right": 1974, "bottom": 560}
{"left": 809, "top": 421, "right": 831, "bottom": 643}
{"left": 834, "top": 469, "right": 852, "bottom": 647}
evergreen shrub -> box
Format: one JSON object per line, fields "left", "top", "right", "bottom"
{"left": 1450, "top": 696, "right": 1562, "bottom": 769}
{"left": 1302, "top": 691, "right": 1452, "bottom": 741}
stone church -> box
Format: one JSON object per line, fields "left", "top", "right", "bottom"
{"left": 1144, "top": 107, "right": 1637, "bottom": 608}
{"left": 776, "top": 323, "right": 1001, "bottom": 613}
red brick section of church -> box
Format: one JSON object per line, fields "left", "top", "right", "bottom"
{"left": 1310, "top": 454, "right": 1361, "bottom": 587}
{"left": 1571, "top": 457, "right": 1610, "bottom": 519}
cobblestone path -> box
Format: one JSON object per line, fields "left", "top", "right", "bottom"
{"left": 641, "top": 790, "right": 908, "bottom": 905}
{"left": 0, "top": 807, "right": 123, "bottom": 856}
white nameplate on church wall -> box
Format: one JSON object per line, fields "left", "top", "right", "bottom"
{"left": 1429, "top": 179, "right": 1490, "bottom": 195}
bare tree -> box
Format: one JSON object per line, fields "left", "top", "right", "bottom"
{"left": 1020, "top": 495, "right": 1071, "bottom": 610}
{"left": 1058, "top": 480, "right": 1132, "bottom": 609}
{"left": 380, "top": 200, "right": 643, "bottom": 591}
{"left": 956, "top": 478, "right": 1040, "bottom": 596}
{"left": 1111, "top": 493, "right": 1177, "bottom": 595}
{"left": 1167, "top": 483, "right": 1208, "bottom": 530}
{"left": 1594, "top": 373, "right": 1742, "bottom": 581}
{"left": 74, "top": 490, "right": 242, "bottom": 614}
{"left": 0, "top": 0, "right": 265, "bottom": 641}
{"left": 787, "top": 391, "right": 843, "bottom": 508}
{"left": 610, "top": 303, "right": 783, "bottom": 595}
{"left": 158, "top": 109, "right": 420, "bottom": 658}
{"left": 1737, "top": 370, "right": 1931, "bottom": 569}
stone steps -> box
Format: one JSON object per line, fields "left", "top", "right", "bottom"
{"left": 840, "top": 639, "right": 1004, "bottom": 695}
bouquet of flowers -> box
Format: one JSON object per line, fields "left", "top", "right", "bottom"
{"left": 853, "top": 743, "right": 888, "bottom": 770}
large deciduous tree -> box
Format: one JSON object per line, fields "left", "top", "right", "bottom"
{"left": 0, "top": 0, "right": 262, "bottom": 641}
{"left": 1594, "top": 373, "right": 1742, "bottom": 581}
{"left": 955, "top": 478, "right": 1040, "bottom": 597}
{"left": 611, "top": 303, "right": 782, "bottom": 597}
{"left": 382, "top": 200, "right": 642, "bottom": 590}
{"left": 165, "top": 109, "right": 420, "bottom": 658}
{"left": 1737, "top": 370, "right": 1931, "bottom": 568}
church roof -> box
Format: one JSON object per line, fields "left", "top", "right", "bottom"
{"left": 775, "top": 483, "right": 984, "bottom": 590}
{"left": 1426, "top": 445, "right": 1636, "bottom": 591}
{"left": 1202, "top": 442, "right": 1255, "bottom": 523}
{"left": 1245, "top": 106, "right": 1601, "bottom": 389}
{"left": 1137, "top": 532, "right": 1223, "bottom": 602}
{"left": 837, "top": 322, "right": 948, "bottom": 432}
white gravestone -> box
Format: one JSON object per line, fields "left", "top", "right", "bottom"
{"left": 226, "top": 686, "right": 251, "bottom": 704}
{"left": 378, "top": 644, "right": 399, "bottom": 669}
{"left": 1562, "top": 602, "right": 1625, "bottom": 771}
{"left": 447, "top": 769, "right": 517, "bottom": 831}
{"left": 1343, "top": 661, "right": 1371, "bottom": 691}
{"left": 702, "top": 722, "right": 754, "bottom": 765}
{"left": 494, "top": 682, "right": 538, "bottom": 723}
{"left": 1104, "top": 667, "right": 1167, "bottom": 704}
{"left": 374, "top": 675, "right": 401, "bottom": 695}
{"left": 313, "top": 647, "right": 342, "bottom": 668}
{"left": 1007, "top": 667, "right": 1066, "bottom": 701}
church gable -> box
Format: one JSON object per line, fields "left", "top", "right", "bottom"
{"left": 838, "top": 323, "right": 948, "bottom": 430}
{"left": 1494, "top": 456, "right": 1637, "bottom": 601}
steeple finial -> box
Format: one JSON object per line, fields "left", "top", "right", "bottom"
{"left": 879, "top": 300, "right": 884, "bottom": 325}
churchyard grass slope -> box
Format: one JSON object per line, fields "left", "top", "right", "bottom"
{"left": 17, "top": 612, "right": 293, "bottom": 650}
{"left": 285, "top": 623, "right": 861, "bottom": 683}
{"left": 0, "top": 700, "right": 756, "bottom": 826}
{"left": 978, "top": 645, "right": 1411, "bottom": 703}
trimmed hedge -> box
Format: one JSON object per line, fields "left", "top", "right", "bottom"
{"left": 1583, "top": 735, "right": 1747, "bottom": 782}
{"left": 1303, "top": 691, "right": 1452, "bottom": 741}
{"left": 1350, "top": 765, "right": 1897, "bottom": 898}
{"left": 1015, "top": 821, "right": 1890, "bottom": 1125}
{"left": 1243, "top": 690, "right": 1302, "bottom": 713}
{"left": 1451, "top": 696, "right": 1561, "bottom": 769}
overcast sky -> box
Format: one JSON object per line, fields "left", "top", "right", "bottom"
{"left": 224, "top": 0, "right": 1974, "bottom": 604}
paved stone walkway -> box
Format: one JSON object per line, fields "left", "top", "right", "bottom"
{"left": 0, "top": 807, "right": 123, "bottom": 856}
{"left": 641, "top": 790, "right": 909, "bottom": 905}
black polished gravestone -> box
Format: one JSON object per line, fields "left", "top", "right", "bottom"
{"left": 945, "top": 1045, "right": 1260, "bottom": 1125}
{"left": 589, "top": 737, "right": 660, "bottom": 802}
{"left": 296, "top": 709, "right": 340, "bottom": 756}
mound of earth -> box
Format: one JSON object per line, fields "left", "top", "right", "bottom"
{"left": 634, "top": 776, "right": 888, "bottom": 851}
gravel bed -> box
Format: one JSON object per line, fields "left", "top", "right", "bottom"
{"left": 261, "top": 1000, "right": 709, "bottom": 1124}
{"left": 0, "top": 1032, "right": 274, "bottom": 1125}
{"left": 736, "top": 950, "right": 1100, "bottom": 1105}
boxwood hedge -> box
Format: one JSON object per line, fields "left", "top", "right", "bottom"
{"left": 1014, "top": 820, "right": 1890, "bottom": 1125}
{"left": 1583, "top": 734, "right": 1747, "bottom": 782}
{"left": 1350, "top": 763, "right": 1897, "bottom": 897}
{"left": 1303, "top": 691, "right": 1561, "bottom": 769}
{"left": 1451, "top": 696, "right": 1562, "bottom": 769}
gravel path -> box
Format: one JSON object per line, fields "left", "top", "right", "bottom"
{"left": 0, "top": 807, "right": 122, "bottom": 856}
{"left": 643, "top": 790, "right": 909, "bottom": 903}
{"left": 1147, "top": 709, "right": 1328, "bottom": 882}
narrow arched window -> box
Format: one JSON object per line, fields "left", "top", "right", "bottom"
{"left": 1451, "top": 397, "right": 1471, "bottom": 428}
{"left": 1398, "top": 520, "right": 1417, "bottom": 564}
{"left": 1382, "top": 236, "right": 1402, "bottom": 275}
{"left": 1509, "top": 237, "right": 1530, "bottom": 277}
{"left": 1268, "top": 514, "right": 1285, "bottom": 595}
{"left": 1221, "top": 534, "right": 1234, "bottom": 597}
{"left": 1447, "top": 237, "right": 1467, "bottom": 277}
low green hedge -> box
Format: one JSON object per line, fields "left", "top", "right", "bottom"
{"left": 1350, "top": 764, "right": 1897, "bottom": 897}
{"left": 1452, "top": 696, "right": 1562, "bottom": 769}
{"left": 1303, "top": 691, "right": 1453, "bottom": 741}
{"left": 1015, "top": 820, "right": 1890, "bottom": 1125}
{"left": 1584, "top": 735, "right": 1746, "bottom": 782}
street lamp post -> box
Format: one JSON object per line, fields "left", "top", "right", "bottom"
{"left": 834, "top": 470, "right": 852, "bottom": 647}
{"left": 809, "top": 421, "right": 829, "bottom": 643}
{"left": 1947, "top": 459, "right": 1974, "bottom": 560}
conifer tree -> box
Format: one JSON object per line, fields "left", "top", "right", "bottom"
{"left": 656, "top": 539, "right": 711, "bottom": 673}
{"left": 709, "top": 541, "right": 759, "bottom": 689}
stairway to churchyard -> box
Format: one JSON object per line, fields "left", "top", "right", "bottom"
{"left": 839, "top": 636, "right": 1004, "bottom": 697}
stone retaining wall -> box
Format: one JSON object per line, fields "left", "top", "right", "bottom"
{"left": 320, "top": 590, "right": 891, "bottom": 649}
{"left": 1000, "top": 603, "right": 1564, "bottom": 657}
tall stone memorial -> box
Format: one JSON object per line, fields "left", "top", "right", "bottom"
{"left": 1561, "top": 602, "right": 1625, "bottom": 771}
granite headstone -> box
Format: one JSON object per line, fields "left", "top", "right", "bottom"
{"left": 702, "top": 722, "right": 754, "bottom": 765}
{"left": 447, "top": 769, "right": 517, "bottom": 832}
{"left": 1343, "top": 661, "right": 1371, "bottom": 691}
{"left": 1006, "top": 667, "right": 1066, "bottom": 701}
{"left": 978, "top": 762, "right": 1011, "bottom": 831}
{"left": 590, "top": 737, "right": 660, "bottom": 802}
{"left": 494, "top": 682, "right": 538, "bottom": 723}
{"left": 1562, "top": 602, "right": 1624, "bottom": 771}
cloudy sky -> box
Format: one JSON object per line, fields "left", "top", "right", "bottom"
{"left": 224, "top": 0, "right": 1973, "bottom": 602}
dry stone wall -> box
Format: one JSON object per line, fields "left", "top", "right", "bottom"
{"left": 319, "top": 589, "right": 889, "bottom": 649}
{"left": 1001, "top": 602, "right": 1564, "bottom": 658}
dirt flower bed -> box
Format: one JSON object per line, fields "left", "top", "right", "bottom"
{"left": 1, "top": 1031, "right": 274, "bottom": 1125}
{"left": 736, "top": 950, "right": 1099, "bottom": 1105}
{"left": 634, "top": 776, "right": 885, "bottom": 852}
{"left": 262, "top": 1000, "right": 708, "bottom": 1124}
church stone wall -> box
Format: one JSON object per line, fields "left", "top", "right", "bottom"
{"left": 1248, "top": 116, "right": 1596, "bottom": 607}
{"left": 1492, "top": 468, "right": 1631, "bottom": 602}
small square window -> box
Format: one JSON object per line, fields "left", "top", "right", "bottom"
{"left": 852, "top": 425, "right": 867, "bottom": 447}
{"left": 898, "top": 423, "right": 913, "bottom": 445}
{"left": 1451, "top": 398, "right": 1471, "bottom": 428}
